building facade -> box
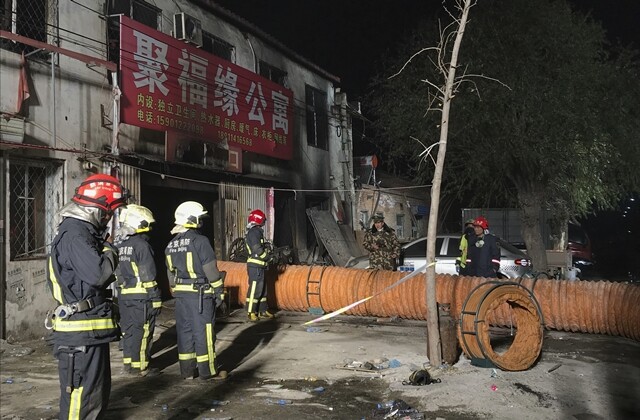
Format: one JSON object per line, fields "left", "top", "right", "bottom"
{"left": 0, "top": 0, "right": 355, "bottom": 339}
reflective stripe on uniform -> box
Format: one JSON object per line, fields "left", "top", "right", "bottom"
{"left": 179, "top": 352, "right": 196, "bottom": 361}
{"left": 247, "top": 281, "right": 258, "bottom": 313}
{"left": 140, "top": 321, "right": 150, "bottom": 370}
{"left": 246, "top": 241, "right": 268, "bottom": 266}
{"left": 53, "top": 318, "right": 117, "bottom": 332}
{"left": 196, "top": 354, "right": 209, "bottom": 363}
{"left": 186, "top": 252, "right": 197, "bottom": 278}
{"left": 211, "top": 279, "right": 223, "bottom": 288}
{"left": 206, "top": 323, "right": 215, "bottom": 374}
{"left": 166, "top": 255, "right": 173, "bottom": 271}
{"left": 120, "top": 281, "right": 157, "bottom": 294}
{"left": 172, "top": 284, "right": 214, "bottom": 293}
{"left": 123, "top": 357, "right": 132, "bottom": 365}
{"left": 48, "top": 256, "right": 64, "bottom": 304}
{"left": 68, "top": 386, "right": 84, "bottom": 420}
{"left": 152, "top": 301, "right": 162, "bottom": 308}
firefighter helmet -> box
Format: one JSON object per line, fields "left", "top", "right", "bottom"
{"left": 248, "top": 209, "right": 266, "bottom": 226}
{"left": 174, "top": 201, "right": 208, "bottom": 228}
{"left": 120, "top": 204, "right": 155, "bottom": 233}
{"left": 473, "top": 216, "right": 489, "bottom": 230}
{"left": 72, "top": 174, "right": 128, "bottom": 213}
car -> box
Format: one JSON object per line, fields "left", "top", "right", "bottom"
{"left": 345, "top": 234, "right": 533, "bottom": 279}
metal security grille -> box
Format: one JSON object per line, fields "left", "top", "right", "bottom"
{"left": 0, "top": 0, "right": 58, "bottom": 54}
{"left": 9, "top": 159, "right": 64, "bottom": 260}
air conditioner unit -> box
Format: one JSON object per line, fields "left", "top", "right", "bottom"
{"left": 173, "top": 12, "right": 203, "bottom": 47}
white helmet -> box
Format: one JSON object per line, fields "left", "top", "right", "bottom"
{"left": 120, "top": 204, "right": 155, "bottom": 233}
{"left": 174, "top": 201, "right": 208, "bottom": 228}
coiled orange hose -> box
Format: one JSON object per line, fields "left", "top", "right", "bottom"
{"left": 219, "top": 262, "right": 640, "bottom": 341}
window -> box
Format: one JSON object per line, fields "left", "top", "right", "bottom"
{"left": 396, "top": 214, "right": 404, "bottom": 238}
{"left": 202, "top": 31, "right": 234, "bottom": 62}
{"left": 107, "top": 0, "right": 161, "bottom": 64}
{"left": 306, "top": 85, "right": 328, "bottom": 150}
{"left": 9, "top": 159, "right": 64, "bottom": 260}
{"left": 404, "top": 237, "right": 444, "bottom": 258}
{"left": 0, "top": 0, "right": 53, "bottom": 55}
{"left": 359, "top": 210, "right": 369, "bottom": 229}
{"left": 259, "top": 60, "right": 287, "bottom": 86}
{"left": 445, "top": 237, "right": 461, "bottom": 257}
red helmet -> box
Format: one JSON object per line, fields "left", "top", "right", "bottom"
{"left": 72, "top": 174, "right": 128, "bottom": 213}
{"left": 248, "top": 209, "right": 266, "bottom": 225}
{"left": 473, "top": 216, "right": 489, "bottom": 230}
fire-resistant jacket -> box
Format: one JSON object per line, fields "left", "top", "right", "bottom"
{"left": 165, "top": 229, "right": 223, "bottom": 297}
{"left": 466, "top": 233, "right": 501, "bottom": 278}
{"left": 245, "top": 225, "right": 269, "bottom": 268}
{"left": 114, "top": 234, "right": 161, "bottom": 308}
{"left": 46, "top": 217, "right": 120, "bottom": 346}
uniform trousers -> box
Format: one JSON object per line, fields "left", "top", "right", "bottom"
{"left": 175, "top": 293, "right": 218, "bottom": 378}
{"left": 55, "top": 342, "right": 110, "bottom": 420}
{"left": 120, "top": 299, "right": 156, "bottom": 372}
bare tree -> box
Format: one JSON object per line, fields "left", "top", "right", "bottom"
{"left": 391, "top": 0, "right": 474, "bottom": 366}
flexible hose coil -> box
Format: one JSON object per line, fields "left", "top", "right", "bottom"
{"left": 218, "top": 262, "right": 640, "bottom": 341}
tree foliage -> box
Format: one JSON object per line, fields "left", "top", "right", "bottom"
{"left": 366, "top": 0, "right": 640, "bottom": 267}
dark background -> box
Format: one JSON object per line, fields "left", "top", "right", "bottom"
{"left": 214, "top": 0, "right": 640, "bottom": 280}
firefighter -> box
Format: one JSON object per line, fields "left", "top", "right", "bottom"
{"left": 466, "top": 216, "right": 501, "bottom": 278}
{"left": 456, "top": 218, "right": 476, "bottom": 275}
{"left": 165, "top": 201, "right": 227, "bottom": 380}
{"left": 114, "top": 204, "right": 161, "bottom": 377}
{"left": 45, "top": 173, "right": 128, "bottom": 419}
{"left": 363, "top": 213, "right": 401, "bottom": 270}
{"left": 245, "top": 209, "right": 275, "bottom": 321}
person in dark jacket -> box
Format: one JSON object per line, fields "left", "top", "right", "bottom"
{"left": 245, "top": 209, "right": 275, "bottom": 321}
{"left": 466, "top": 216, "right": 501, "bottom": 278}
{"left": 46, "top": 173, "right": 128, "bottom": 419}
{"left": 363, "top": 213, "right": 401, "bottom": 271}
{"left": 165, "top": 201, "right": 227, "bottom": 380}
{"left": 114, "top": 204, "right": 161, "bottom": 377}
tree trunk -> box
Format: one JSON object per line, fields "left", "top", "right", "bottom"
{"left": 518, "top": 188, "right": 548, "bottom": 273}
{"left": 425, "top": 0, "right": 472, "bottom": 367}
{"left": 548, "top": 215, "right": 569, "bottom": 251}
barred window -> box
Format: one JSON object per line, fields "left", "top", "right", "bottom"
{"left": 305, "top": 85, "right": 328, "bottom": 150}
{"left": 9, "top": 159, "right": 64, "bottom": 260}
{"left": 0, "top": 0, "right": 56, "bottom": 55}
{"left": 107, "top": 0, "right": 161, "bottom": 66}
{"left": 202, "top": 31, "right": 234, "bottom": 62}
{"left": 259, "top": 60, "right": 287, "bottom": 87}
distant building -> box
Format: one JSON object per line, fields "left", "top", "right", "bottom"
{"left": 353, "top": 156, "right": 429, "bottom": 248}
{"left": 0, "top": 0, "right": 355, "bottom": 339}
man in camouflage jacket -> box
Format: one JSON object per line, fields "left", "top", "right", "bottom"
{"left": 363, "top": 213, "right": 401, "bottom": 270}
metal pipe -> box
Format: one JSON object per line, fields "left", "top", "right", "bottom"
{"left": 51, "top": 52, "right": 56, "bottom": 146}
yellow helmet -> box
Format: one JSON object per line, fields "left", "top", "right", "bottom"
{"left": 120, "top": 204, "right": 155, "bottom": 233}
{"left": 174, "top": 201, "right": 207, "bottom": 228}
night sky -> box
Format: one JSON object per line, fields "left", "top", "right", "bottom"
{"left": 214, "top": 1, "right": 640, "bottom": 279}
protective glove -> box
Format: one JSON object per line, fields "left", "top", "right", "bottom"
{"left": 492, "top": 262, "right": 500, "bottom": 274}
{"left": 215, "top": 291, "right": 225, "bottom": 309}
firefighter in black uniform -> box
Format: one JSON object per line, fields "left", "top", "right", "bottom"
{"left": 165, "top": 201, "right": 227, "bottom": 380}
{"left": 46, "top": 173, "right": 128, "bottom": 419}
{"left": 114, "top": 204, "right": 161, "bottom": 376}
{"left": 466, "top": 216, "right": 501, "bottom": 278}
{"left": 245, "top": 209, "right": 275, "bottom": 321}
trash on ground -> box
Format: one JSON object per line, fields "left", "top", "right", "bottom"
{"left": 490, "top": 368, "right": 498, "bottom": 378}
{"left": 306, "top": 327, "right": 324, "bottom": 333}
{"left": 547, "top": 363, "right": 562, "bottom": 373}
{"left": 372, "top": 399, "right": 424, "bottom": 420}
{"left": 265, "top": 398, "right": 293, "bottom": 405}
{"left": 491, "top": 385, "right": 498, "bottom": 391}
{"left": 211, "top": 400, "right": 230, "bottom": 406}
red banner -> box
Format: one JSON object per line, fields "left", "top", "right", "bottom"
{"left": 119, "top": 16, "right": 294, "bottom": 160}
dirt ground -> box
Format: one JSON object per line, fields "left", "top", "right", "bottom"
{"left": 1, "top": 300, "right": 639, "bottom": 420}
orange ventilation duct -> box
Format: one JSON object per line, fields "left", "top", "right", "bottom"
{"left": 218, "top": 262, "right": 640, "bottom": 341}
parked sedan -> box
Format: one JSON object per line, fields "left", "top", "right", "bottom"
{"left": 345, "top": 234, "right": 533, "bottom": 279}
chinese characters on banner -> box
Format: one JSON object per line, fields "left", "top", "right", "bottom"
{"left": 119, "top": 15, "right": 294, "bottom": 160}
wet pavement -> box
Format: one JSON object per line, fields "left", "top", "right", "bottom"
{"left": 1, "top": 299, "right": 640, "bottom": 420}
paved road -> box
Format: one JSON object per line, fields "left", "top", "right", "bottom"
{"left": 1, "top": 301, "right": 639, "bottom": 419}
